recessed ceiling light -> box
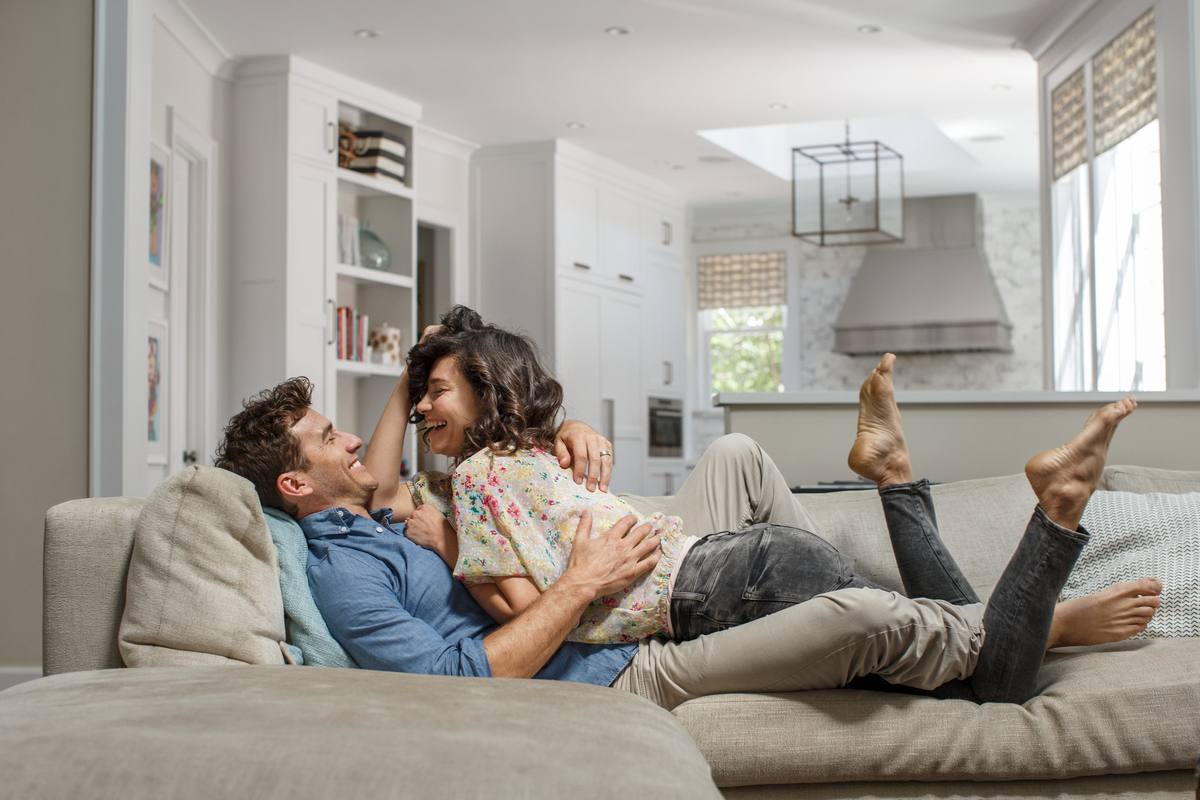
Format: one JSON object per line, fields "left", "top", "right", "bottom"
{"left": 768, "top": 103, "right": 790, "bottom": 110}
{"left": 353, "top": 29, "right": 381, "bottom": 38}
{"left": 992, "top": 83, "right": 1012, "bottom": 92}
{"left": 857, "top": 24, "right": 881, "bottom": 34}
{"left": 970, "top": 134, "right": 1005, "bottom": 142}
{"left": 605, "top": 26, "right": 631, "bottom": 35}
{"left": 565, "top": 121, "right": 589, "bottom": 129}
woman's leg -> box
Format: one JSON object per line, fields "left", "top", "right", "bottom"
{"left": 849, "top": 353, "right": 1139, "bottom": 703}
{"left": 669, "top": 523, "right": 885, "bottom": 640}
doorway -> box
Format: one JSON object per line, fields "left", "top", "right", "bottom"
{"left": 416, "top": 221, "right": 454, "bottom": 473}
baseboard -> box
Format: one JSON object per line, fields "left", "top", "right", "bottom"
{"left": 0, "top": 667, "right": 43, "bottom": 693}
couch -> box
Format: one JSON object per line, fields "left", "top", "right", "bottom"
{"left": 4, "top": 464, "right": 1198, "bottom": 799}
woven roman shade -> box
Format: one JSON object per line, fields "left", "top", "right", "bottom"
{"left": 1052, "top": 68, "right": 1087, "bottom": 180}
{"left": 1094, "top": 9, "right": 1156, "bottom": 156}
{"left": 697, "top": 252, "right": 786, "bottom": 310}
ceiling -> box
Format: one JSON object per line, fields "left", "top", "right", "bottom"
{"left": 185, "top": 0, "right": 1080, "bottom": 207}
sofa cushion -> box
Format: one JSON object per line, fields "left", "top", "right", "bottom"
{"left": 1101, "top": 464, "right": 1200, "bottom": 494}
{"left": 672, "top": 637, "right": 1200, "bottom": 786}
{"left": 1065, "top": 490, "right": 1200, "bottom": 637}
{"left": 0, "top": 667, "right": 722, "bottom": 800}
{"left": 262, "top": 507, "right": 358, "bottom": 668}
{"left": 119, "top": 466, "right": 285, "bottom": 666}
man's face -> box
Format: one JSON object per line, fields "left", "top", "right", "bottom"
{"left": 416, "top": 356, "right": 482, "bottom": 457}
{"left": 288, "top": 408, "right": 379, "bottom": 511}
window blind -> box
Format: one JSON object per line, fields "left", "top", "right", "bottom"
{"left": 697, "top": 252, "right": 786, "bottom": 310}
{"left": 1093, "top": 9, "right": 1156, "bottom": 157}
{"left": 1052, "top": 68, "right": 1087, "bottom": 181}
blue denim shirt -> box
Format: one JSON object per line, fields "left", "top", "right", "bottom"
{"left": 302, "top": 506, "right": 637, "bottom": 684}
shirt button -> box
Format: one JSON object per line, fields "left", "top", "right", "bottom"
{"left": 340, "top": 526, "right": 348, "bottom": 532}
{"left": 376, "top": 527, "right": 384, "bottom": 533}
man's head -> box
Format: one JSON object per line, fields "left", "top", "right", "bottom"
{"left": 215, "top": 377, "right": 377, "bottom": 518}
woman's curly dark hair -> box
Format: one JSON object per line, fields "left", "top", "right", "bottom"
{"left": 406, "top": 306, "right": 564, "bottom": 463}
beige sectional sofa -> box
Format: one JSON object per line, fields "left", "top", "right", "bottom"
{"left": 3, "top": 464, "right": 1198, "bottom": 799}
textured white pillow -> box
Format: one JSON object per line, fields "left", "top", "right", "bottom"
{"left": 119, "top": 466, "right": 286, "bottom": 666}
{"left": 1064, "top": 490, "right": 1200, "bottom": 638}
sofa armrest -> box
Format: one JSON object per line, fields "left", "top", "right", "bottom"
{"left": 44, "top": 496, "right": 143, "bottom": 675}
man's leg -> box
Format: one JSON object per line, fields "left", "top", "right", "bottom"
{"left": 664, "top": 433, "right": 824, "bottom": 538}
{"left": 612, "top": 587, "right": 984, "bottom": 711}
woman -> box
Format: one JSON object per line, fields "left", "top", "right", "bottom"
{"left": 400, "top": 306, "right": 1155, "bottom": 703}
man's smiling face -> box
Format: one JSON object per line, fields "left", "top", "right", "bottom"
{"left": 288, "top": 408, "right": 379, "bottom": 515}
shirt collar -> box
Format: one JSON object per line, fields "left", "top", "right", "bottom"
{"left": 298, "top": 506, "right": 399, "bottom": 539}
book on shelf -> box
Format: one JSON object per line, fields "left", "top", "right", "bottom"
{"left": 336, "top": 306, "right": 371, "bottom": 363}
{"left": 348, "top": 130, "right": 408, "bottom": 186}
{"left": 337, "top": 215, "right": 364, "bottom": 267}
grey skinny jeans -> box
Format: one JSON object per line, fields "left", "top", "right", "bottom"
{"left": 612, "top": 434, "right": 1088, "bottom": 709}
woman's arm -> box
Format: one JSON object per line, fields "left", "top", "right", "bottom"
{"left": 403, "top": 504, "right": 458, "bottom": 566}
{"left": 364, "top": 325, "right": 444, "bottom": 515}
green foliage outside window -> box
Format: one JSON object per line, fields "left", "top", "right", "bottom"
{"left": 707, "top": 306, "right": 784, "bottom": 393}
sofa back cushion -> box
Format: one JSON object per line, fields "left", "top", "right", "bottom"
{"left": 1100, "top": 464, "right": 1200, "bottom": 494}
{"left": 119, "top": 466, "right": 285, "bottom": 666}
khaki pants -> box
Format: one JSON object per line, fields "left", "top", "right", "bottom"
{"left": 611, "top": 434, "right": 985, "bottom": 710}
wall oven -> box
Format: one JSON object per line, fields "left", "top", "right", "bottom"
{"left": 648, "top": 397, "right": 684, "bottom": 458}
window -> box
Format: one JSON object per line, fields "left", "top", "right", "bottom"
{"left": 1049, "top": 9, "right": 1165, "bottom": 391}
{"left": 697, "top": 252, "right": 786, "bottom": 394}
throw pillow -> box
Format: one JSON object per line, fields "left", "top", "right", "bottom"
{"left": 1063, "top": 490, "right": 1200, "bottom": 638}
{"left": 119, "top": 466, "right": 286, "bottom": 666}
{"left": 263, "top": 507, "right": 358, "bottom": 668}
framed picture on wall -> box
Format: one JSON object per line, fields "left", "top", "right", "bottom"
{"left": 149, "top": 141, "right": 170, "bottom": 290}
{"left": 147, "top": 317, "right": 168, "bottom": 464}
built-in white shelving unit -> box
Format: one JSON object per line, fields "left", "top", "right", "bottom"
{"left": 231, "top": 56, "right": 421, "bottom": 474}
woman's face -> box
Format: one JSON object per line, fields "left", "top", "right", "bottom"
{"left": 416, "top": 356, "right": 482, "bottom": 456}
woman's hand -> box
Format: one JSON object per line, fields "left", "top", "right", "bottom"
{"left": 403, "top": 504, "right": 458, "bottom": 568}
{"left": 554, "top": 421, "right": 613, "bottom": 492}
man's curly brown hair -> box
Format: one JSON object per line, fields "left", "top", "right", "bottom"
{"left": 406, "top": 306, "right": 563, "bottom": 463}
{"left": 214, "top": 377, "right": 313, "bottom": 517}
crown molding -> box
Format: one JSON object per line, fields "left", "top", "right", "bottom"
{"left": 152, "top": 0, "right": 237, "bottom": 80}
{"left": 1016, "top": 0, "right": 1103, "bottom": 59}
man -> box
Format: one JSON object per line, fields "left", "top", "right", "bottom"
{"left": 214, "top": 356, "right": 1160, "bottom": 709}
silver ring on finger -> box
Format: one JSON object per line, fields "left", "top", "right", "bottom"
{"left": 599, "top": 450, "right": 611, "bottom": 457}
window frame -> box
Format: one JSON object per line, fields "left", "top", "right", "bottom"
{"left": 1038, "top": 0, "right": 1199, "bottom": 390}
{"left": 692, "top": 241, "right": 799, "bottom": 404}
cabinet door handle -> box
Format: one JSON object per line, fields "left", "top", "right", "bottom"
{"left": 602, "top": 398, "right": 615, "bottom": 444}
{"left": 663, "top": 361, "right": 672, "bottom": 385}
{"left": 326, "top": 121, "right": 336, "bottom": 154}
{"left": 573, "top": 262, "right": 592, "bottom": 271}
{"left": 618, "top": 273, "right": 635, "bottom": 282}
{"left": 326, "top": 298, "right": 336, "bottom": 345}
{"left": 662, "top": 221, "right": 672, "bottom": 246}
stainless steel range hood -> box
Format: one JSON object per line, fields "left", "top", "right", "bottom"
{"left": 832, "top": 194, "right": 1012, "bottom": 355}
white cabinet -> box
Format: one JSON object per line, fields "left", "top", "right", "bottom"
{"left": 231, "top": 56, "right": 421, "bottom": 469}
{"left": 645, "top": 463, "right": 691, "bottom": 497}
{"left": 557, "top": 277, "right": 645, "bottom": 494}
{"left": 642, "top": 254, "right": 688, "bottom": 397}
{"left": 474, "top": 141, "right": 686, "bottom": 494}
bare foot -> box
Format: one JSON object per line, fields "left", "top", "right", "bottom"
{"left": 1048, "top": 578, "right": 1163, "bottom": 648}
{"left": 1024, "top": 396, "right": 1137, "bottom": 530}
{"left": 848, "top": 354, "right": 915, "bottom": 487}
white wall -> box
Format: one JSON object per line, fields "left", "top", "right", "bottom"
{"left": 691, "top": 195, "right": 1044, "bottom": 393}
{"left": 150, "top": 12, "right": 238, "bottom": 455}
{"left": 0, "top": 0, "right": 94, "bottom": 669}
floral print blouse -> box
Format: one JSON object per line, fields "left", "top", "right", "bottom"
{"left": 441, "top": 447, "right": 686, "bottom": 645}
